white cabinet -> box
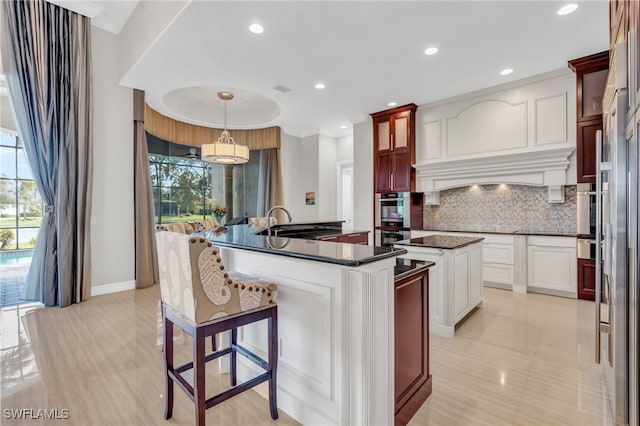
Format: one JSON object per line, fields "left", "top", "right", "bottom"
{"left": 479, "top": 234, "right": 516, "bottom": 290}
{"left": 411, "top": 231, "right": 577, "bottom": 298}
{"left": 396, "top": 240, "right": 483, "bottom": 338}
{"left": 527, "top": 236, "right": 577, "bottom": 298}
{"left": 411, "top": 230, "right": 516, "bottom": 290}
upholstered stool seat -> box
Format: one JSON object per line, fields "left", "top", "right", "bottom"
{"left": 156, "top": 222, "right": 194, "bottom": 234}
{"left": 156, "top": 231, "right": 278, "bottom": 426}
{"left": 193, "top": 218, "right": 221, "bottom": 233}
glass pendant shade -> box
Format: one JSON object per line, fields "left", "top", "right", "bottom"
{"left": 201, "top": 92, "right": 250, "bottom": 164}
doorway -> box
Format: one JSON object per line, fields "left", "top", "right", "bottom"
{"left": 336, "top": 161, "right": 353, "bottom": 226}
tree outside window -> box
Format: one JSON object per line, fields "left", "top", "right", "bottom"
{"left": 0, "top": 130, "right": 42, "bottom": 250}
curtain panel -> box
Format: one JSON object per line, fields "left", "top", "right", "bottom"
{"left": 144, "top": 105, "right": 281, "bottom": 150}
{"left": 257, "top": 149, "right": 285, "bottom": 222}
{"left": 134, "top": 90, "right": 159, "bottom": 289}
{"left": 1, "top": 0, "right": 93, "bottom": 306}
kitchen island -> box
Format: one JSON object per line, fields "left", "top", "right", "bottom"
{"left": 200, "top": 224, "right": 422, "bottom": 425}
{"left": 395, "top": 235, "right": 484, "bottom": 338}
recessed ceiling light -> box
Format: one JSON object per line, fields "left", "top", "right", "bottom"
{"left": 557, "top": 4, "right": 578, "bottom": 15}
{"left": 387, "top": 102, "right": 398, "bottom": 107}
{"left": 424, "top": 47, "right": 439, "bottom": 56}
{"left": 500, "top": 68, "right": 514, "bottom": 76}
{"left": 340, "top": 125, "right": 349, "bottom": 129}
{"left": 249, "top": 24, "right": 264, "bottom": 34}
{"left": 314, "top": 83, "right": 326, "bottom": 90}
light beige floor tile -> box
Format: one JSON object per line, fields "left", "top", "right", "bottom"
{"left": 1, "top": 285, "right": 614, "bottom": 426}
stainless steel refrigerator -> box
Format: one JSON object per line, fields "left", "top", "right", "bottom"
{"left": 596, "top": 40, "right": 639, "bottom": 426}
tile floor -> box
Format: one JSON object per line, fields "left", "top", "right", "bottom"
{"left": 0, "top": 286, "right": 613, "bottom": 425}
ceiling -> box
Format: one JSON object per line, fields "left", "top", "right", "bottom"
{"left": 97, "top": 1, "right": 609, "bottom": 138}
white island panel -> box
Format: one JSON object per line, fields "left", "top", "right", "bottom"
{"left": 219, "top": 246, "right": 396, "bottom": 426}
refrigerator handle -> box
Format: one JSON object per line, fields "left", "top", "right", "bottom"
{"left": 595, "top": 129, "right": 602, "bottom": 364}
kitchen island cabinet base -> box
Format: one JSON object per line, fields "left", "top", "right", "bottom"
{"left": 218, "top": 246, "right": 397, "bottom": 426}
{"left": 395, "top": 239, "right": 484, "bottom": 338}
{"left": 394, "top": 265, "right": 432, "bottom": 425}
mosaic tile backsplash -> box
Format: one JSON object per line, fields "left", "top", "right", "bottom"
{"left": 423, "top": 184, "right": 577, "bottom": 233}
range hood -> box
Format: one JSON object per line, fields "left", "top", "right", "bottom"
{"left": 413, "top": 146, "right": 575, "bottom": 204}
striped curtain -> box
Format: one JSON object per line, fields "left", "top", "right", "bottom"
{"left": 1, "top": 0, "right": 93, "bottom": 306}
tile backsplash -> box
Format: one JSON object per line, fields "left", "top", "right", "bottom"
{"left": 423, "top": 184, "right": 576, "bottom": 232}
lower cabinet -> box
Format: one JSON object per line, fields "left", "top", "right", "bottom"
{"left": 527, "top": 236, "right": 577, "bottom": 297}
{"left": 411, "top": 231, "right": 579, "bottom": 298}
{"left": 396, "top": 242, "right": 483, "bottom": 338}
{"left": 577, "top": 258, "right": 596, "bottom": 300}
{"left": 394, "top": 269, "right": 432, "bottom": 425}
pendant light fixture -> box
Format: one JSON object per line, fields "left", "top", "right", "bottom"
{"left": 201, "top": 91, "right": 250, "bottom": 164}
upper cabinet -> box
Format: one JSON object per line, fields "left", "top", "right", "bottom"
{"left": 569, "top": 51, "right": 609, "bottom": 183}
{"left": 372, "top": 104, "right": 417, "bottom": 193}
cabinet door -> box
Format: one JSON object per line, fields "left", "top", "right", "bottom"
{"left": 454, "top": 250, "right": 470, "bottom": 321}
{"left": 377, "top": 120, "right": 391, "bottom": 152}
{"left": 577, "top": 120, "right": 602, "bottom": 183}
{"left": 577, "top": 258, "right": 596, "bottom": 301}
{"left": 579, "top": 68, "right": 608, "bottom": 121}
{"left": 375, "top": 152, "right": 392, "bottom": 193}
{"left": 392, "top": 150, "right": 411, "bottom": 191}
{"left": 394, "top": 271, "right": 429, "bottom": 412}
{"left": 393, "top": 115, "right": 408, "bottom": 149}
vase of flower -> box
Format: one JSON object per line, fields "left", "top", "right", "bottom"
{"left": 212, "top": 205, "right": 228, "bottom": 227}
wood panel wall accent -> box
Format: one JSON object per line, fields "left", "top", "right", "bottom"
{"left": 144, "top": 105, "right": 281, "bottom": 150}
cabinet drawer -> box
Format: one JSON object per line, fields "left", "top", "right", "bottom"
{"left": 483, "top": 263, "right": 515, "bottom": 286}
{"left": 483, "top": 243, "right": 515, "bottom": 264}
{"left": 339, "top": 233, "right": 369, "bottom": 245}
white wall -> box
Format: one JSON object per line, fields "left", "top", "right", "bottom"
{"left": 280, "top": 131, "right": 341, "bottom": 222}
{"left": 91, "top": 27, "right": 135, "bottom": 292}
{"left": 318, "top": 134, "right": 337, "bottom": 220}
{"left": 353, "top": 119, "right": 374, "bottom": 236}
{"left": 1, "top": 93, "right": 16, "bottom": 131}
{"left": 336, "top": 134, "right": 353, "bottom": 163}
{"left": 117, "top": 0, "right": 188, "bottom": 84}
{"left": 280, "top": 132, "right": 305, "bottom": 219}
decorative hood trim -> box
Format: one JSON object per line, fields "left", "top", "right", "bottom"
{"left": 413, "top": 146, "right": 575, "bottom": 204}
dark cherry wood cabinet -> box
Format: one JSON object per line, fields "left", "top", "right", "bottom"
{"left": 372, "top": 104, "right": 417, "bottom": 193}
{"left": 578, "top": 258, "right": 596, "bottom": 301}
{"left": 569, "top": 51, "right": 609, "bottom": 183}
{"left": 577, "top": 120, "right": 603, "bottom": 183}
{"left": 394, "top": 268, "right": 432, "bottom": 425}
{"left": 318, "top": 232, "right": 369, "bottom": 245}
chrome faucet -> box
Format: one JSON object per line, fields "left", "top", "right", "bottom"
{"left": 266, "top": 206, "right": 293, "bottom": 236}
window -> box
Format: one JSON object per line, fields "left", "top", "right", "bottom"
{"left": 147, "top": 133, "right": 259, "bottom": 224}
{"left": 0, "top": 130, "right": 42, "bottom": 250}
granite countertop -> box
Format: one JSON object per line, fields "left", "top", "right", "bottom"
{"left": 199, "top": 225, "right": 405, "bottom": 266}
{"left": 422, "top": 227, "right": 577, "bottom": 237}
{"left": 394, "top": 258, "right": 435, "bottom": 281}
{"left": 395, "top": 235, "right": 484, "bottom": 249}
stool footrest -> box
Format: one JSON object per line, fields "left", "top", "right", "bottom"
{"left": 174, "top": 347, "right": 233, "bottom": 374}
{"left": 168, "top": 369, "right": 194, "bottom": 401}
{"left": 205, "top": 372, "right": 271, "bottom": 409}
{"left": 234, "top": 344, "right": 270, "bottom": 371}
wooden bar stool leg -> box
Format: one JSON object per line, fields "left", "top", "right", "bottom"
{"left": 194, "top": 328, "right": 206, "bottom": 426}
{"left": 268, "top": 307, "right": 279, "bottom": 420}
{"left": 162, "top": 306, "right": 174, "bottom": 420}
{"left": 211, "top": 333, "right": 217, "bottom": 352}
{"left": 230, "top": 327, "right": 238, "bottom": 386}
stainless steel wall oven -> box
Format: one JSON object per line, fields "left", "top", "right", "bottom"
{"left": 374, "top": 192, "right": 423, "bottom": 246}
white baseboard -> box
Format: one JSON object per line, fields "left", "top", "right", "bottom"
{"left": 92, "top": 280, "right": 136, "bottom": 296}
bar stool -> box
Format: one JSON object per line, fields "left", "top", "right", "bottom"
{"left": 155, "top": 231, "right": 279, "bottom": 426}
